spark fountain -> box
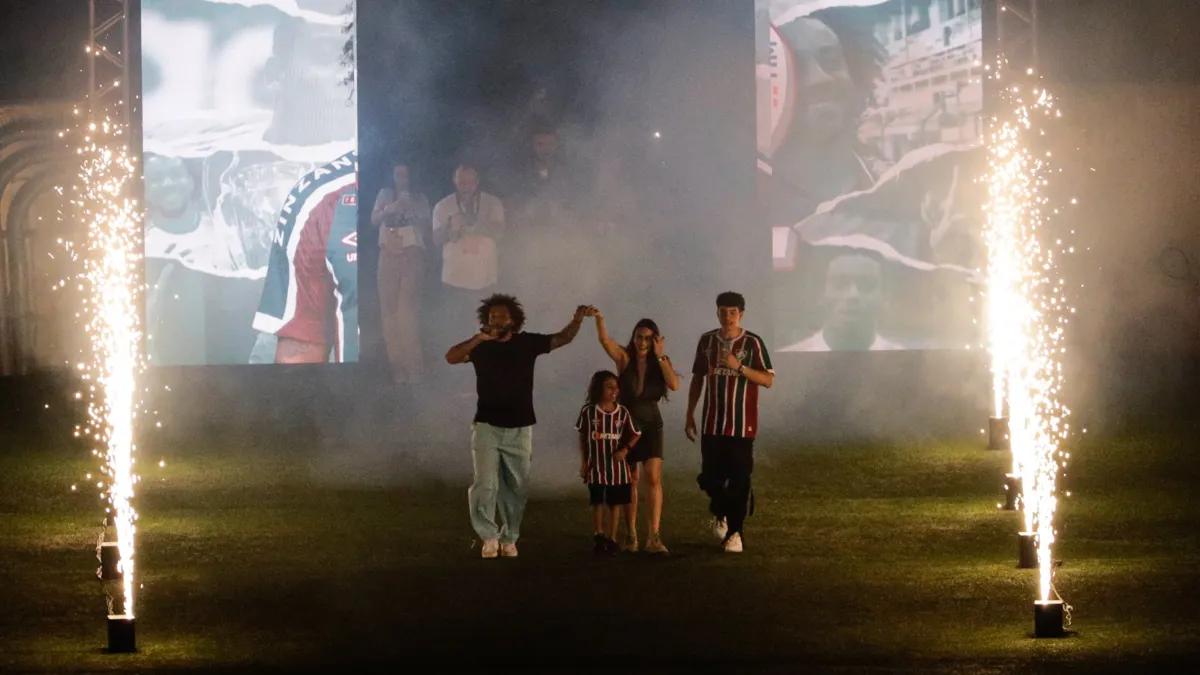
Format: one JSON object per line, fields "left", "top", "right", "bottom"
{"left": 70, "top": 105, "right": 143, "bottom": 653}
{"left": 983, "top": 61, "right": 1075, "bottom": 638}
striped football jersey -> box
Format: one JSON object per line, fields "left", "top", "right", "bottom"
{"left": 575, "top": 403, "right": 641, "bottom": 486}
{"left": 253, "top": 151, "right": 359, "bottom": 362}
{"left": 691, "top": 329, "right": 774, "bottom": 439}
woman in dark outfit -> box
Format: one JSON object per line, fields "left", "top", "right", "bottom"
{"left": 591, "top": 311, "right": 680, "bottom": 553}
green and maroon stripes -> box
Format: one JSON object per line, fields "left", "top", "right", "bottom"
{"left": 693, "top": 330, "right": 773, "bottom": 439}
{"left": 575, "top": 404, "right": 639, "bottom": 486}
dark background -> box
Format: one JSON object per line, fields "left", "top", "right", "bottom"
{"left": 4, "top": 0, "right": 1200, "bottom": 443}
{"left": 354, "top": 0, "right": 760, "bottom": 371}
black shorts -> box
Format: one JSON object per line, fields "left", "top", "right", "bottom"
{"left": 626, "top": 425, "right": 664, "bottom": 464}
{"left": 588, "top": 483, "right": 632, "bottom": 506}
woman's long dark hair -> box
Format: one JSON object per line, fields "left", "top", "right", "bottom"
{"left": 585, "top": 370, "right": 619, "bottom": 407}
{"left": 622, "top": 318, "right": 669, "bottom": 402}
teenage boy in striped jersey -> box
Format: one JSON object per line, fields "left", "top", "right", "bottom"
{"left": 685, "top": 291, "right": 775, "bottom": 553}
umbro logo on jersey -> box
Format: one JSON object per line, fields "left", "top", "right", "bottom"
{"left": 341, "top": 231, "right": 358, "bottom": 248}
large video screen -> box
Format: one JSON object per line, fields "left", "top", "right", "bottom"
{"left": 758, "top": 0, "right": 985, "bottom": 352}
{"left": 140, "top": 0, "right": 357, "bottom": 365}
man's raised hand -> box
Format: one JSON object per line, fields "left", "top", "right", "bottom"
{"left": 573, "top": 305, "right": 595, "bottom": 323}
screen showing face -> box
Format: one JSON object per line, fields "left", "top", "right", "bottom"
{"left": 140, "top": 0, "right": 358, "bottom": 365}
{"left": 758, "top": 0, "right": 985, "bottom": 352}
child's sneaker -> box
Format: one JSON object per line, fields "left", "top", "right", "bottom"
{"left": 605, "top": 537, "right": 620, "bottom": 555}
{"left": 593, "top": 533, "right": 608, "bottom": 554}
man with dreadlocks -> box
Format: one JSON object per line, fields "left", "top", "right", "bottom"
{"left": 445, "top": 295, "right": 595, "bottom": 559}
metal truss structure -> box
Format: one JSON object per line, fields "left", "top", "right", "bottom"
{"left": 88, "top": 0, "right": 132, "bottom": 127}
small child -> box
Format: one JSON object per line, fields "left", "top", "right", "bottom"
{"left": 576, "top": 370, "right": 641, "bottom": 554}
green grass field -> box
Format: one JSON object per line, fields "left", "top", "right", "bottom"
{"left": 2, "top": 425, "right": 1199, "bottom": 673}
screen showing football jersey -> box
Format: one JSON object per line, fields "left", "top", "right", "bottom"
{"left": 253, "top": 151, "right": 359, "bottom": 362}
{"left": 575, "top": 403, "right": 641, "bottom": 486}
{"left": 691, "top": 329, "right": 774, "bottom": 439}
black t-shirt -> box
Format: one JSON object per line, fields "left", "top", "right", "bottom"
{"left": 469, "top": 332, "right": 553, "bottom": 428}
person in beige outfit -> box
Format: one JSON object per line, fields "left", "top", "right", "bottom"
{"left": 372, "top": 162, "right": 432, "bottom": 384}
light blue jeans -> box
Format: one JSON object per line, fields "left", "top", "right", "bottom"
{"left": 468, "top": 422, "right": 533, "bottom": 543}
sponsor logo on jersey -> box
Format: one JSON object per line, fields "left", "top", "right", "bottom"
{"left": 592, "top": 432, "right": 622, "bottom": 441}
{"left": 342, "top": 194, "right": 357, "bottom": 206}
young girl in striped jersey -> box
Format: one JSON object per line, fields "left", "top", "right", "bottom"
{"left": 576, "top": 370, "right": 642, "bottom": 554}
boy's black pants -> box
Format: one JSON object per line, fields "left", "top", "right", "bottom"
{"left": 697, "top": 435, "right": 755, "bottom": 539}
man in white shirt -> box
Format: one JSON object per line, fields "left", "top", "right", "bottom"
{"left": 782, "top": 251, "right": 903, "bottom": 352}
{"left": 432, "top": 164, "right": 506, "bottom": 339}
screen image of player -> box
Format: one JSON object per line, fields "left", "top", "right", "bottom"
{"left": 140, "top": 0, "right": 358, "bottom": 365}
{"left": 758, "top": 0, "right": 985, "bottom": 352}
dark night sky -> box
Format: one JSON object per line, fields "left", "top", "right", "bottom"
{"left": 2, "top": 0, "right": 1200, "bottom": 103}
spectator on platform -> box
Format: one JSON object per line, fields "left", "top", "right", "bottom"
{"left": 432, "top": 164, "right": 506, "bottom": 336}
{"left": 505, "top": 123, "right": 580, "bottom": 230}
{"left": 372, "top": 161, "right": 432, "bottom": 384}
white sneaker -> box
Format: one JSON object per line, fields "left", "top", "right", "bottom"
{"left": 500, "top": 542, "right": 518, "bottom": 558}
{"left": 711, "top": 517, "right": 728, "bottom": 540}
{"left": 481, "top": 539, "right": 499, "bottom": 559}
{"left": 723, "top": 532, "right": 743, "bottom": 553}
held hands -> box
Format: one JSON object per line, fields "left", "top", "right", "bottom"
{"left": 573, "top": 305, "right": 596, "bottom": 323}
